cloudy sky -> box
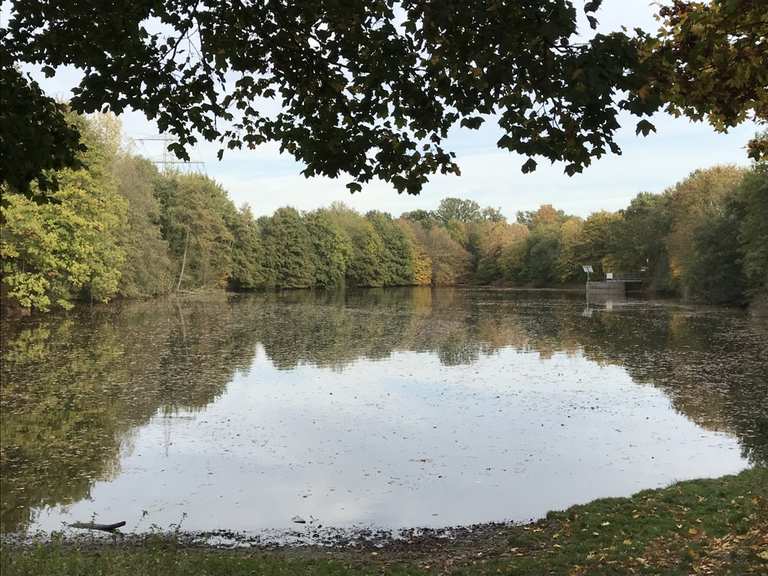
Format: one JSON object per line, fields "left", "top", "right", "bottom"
{"left": 15, "top": 0, "right": 758, "bottom": 219}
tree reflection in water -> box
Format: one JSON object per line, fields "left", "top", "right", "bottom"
{"left": 1, "top": 288, "right": 766, "bottom": 532}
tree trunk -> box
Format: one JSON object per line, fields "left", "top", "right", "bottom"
{"left": 176, "top": 227, "right": 189, "bottom": 292}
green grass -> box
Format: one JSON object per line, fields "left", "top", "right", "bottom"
{"left": 3, "top": 468, "right": 767, "bottom": 575}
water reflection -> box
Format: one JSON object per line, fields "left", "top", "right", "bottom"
{"left": 1, "top": 288, "right": 766, "bottom": 533}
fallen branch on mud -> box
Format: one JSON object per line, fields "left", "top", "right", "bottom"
{"left": 69, "top": 521, "right": 126, "bottom": 533}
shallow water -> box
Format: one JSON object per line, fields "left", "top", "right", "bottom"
{"left": 1, "top": 288, "right": 766, "bottom": 536}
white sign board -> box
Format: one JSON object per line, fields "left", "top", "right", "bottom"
{"left": 582, "top": 265, "right": 593, "bottom": 273}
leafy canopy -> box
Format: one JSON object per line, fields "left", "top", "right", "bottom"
{"left": 3, "top": 0, "right": 766, "bottom": 196}
{"left": 0, "top": 66, "right": 84, "bottom": 198}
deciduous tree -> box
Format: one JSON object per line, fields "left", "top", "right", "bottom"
{"left": 306, "top": 209, "right": 352, "bottom": 288}
{"left": 260, "top": 207, "right": 315, "bottom": 289}
{"left": 113, "top": 155, "right": 174, "bottom": 298}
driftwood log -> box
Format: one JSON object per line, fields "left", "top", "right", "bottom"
{"left": 69, "top": 521, "right": 126, "bottom": 532}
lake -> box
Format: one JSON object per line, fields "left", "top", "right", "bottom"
{"left": 1, "top": 288, "right": 766, "bottom": 539}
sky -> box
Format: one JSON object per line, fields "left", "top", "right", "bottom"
{"left": 10, "top": 0, "right": 759, "bottom": 219}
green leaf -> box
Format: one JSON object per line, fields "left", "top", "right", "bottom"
{"left": 460, "top": 117, "right": 485, "bottom": 129}
{"left": 584, "top": 1, "right": 603, "bottom": 14}
{"left": 635, "top": 119, "right": 656, "bottom": 136}
{"left": 521, "top": 158, "right": 537, "bottom": 173}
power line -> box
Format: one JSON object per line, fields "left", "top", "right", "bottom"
{"left": 133, "top": 135, "right": 206, "bottom": 174}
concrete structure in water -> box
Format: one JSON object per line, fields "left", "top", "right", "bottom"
{"left": 586, "top": 273, "right": 645, "bottom": 297}
{"left": 586, "top": 280, "right": 627, "bottom": 295}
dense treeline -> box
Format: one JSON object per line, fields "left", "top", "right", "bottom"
{"left": 1, "top": 115, "right": 766, "bottom": 311}
{"left": 420, "top": 163, "right": 767, "bottom": 307}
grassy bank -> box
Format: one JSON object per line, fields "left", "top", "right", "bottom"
{"left": 3, "top": 468, "right": 767, "bottom": 575}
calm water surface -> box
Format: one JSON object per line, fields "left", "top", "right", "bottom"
{"left": 1, "top": 288, "right": 766, "bottom": 536}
